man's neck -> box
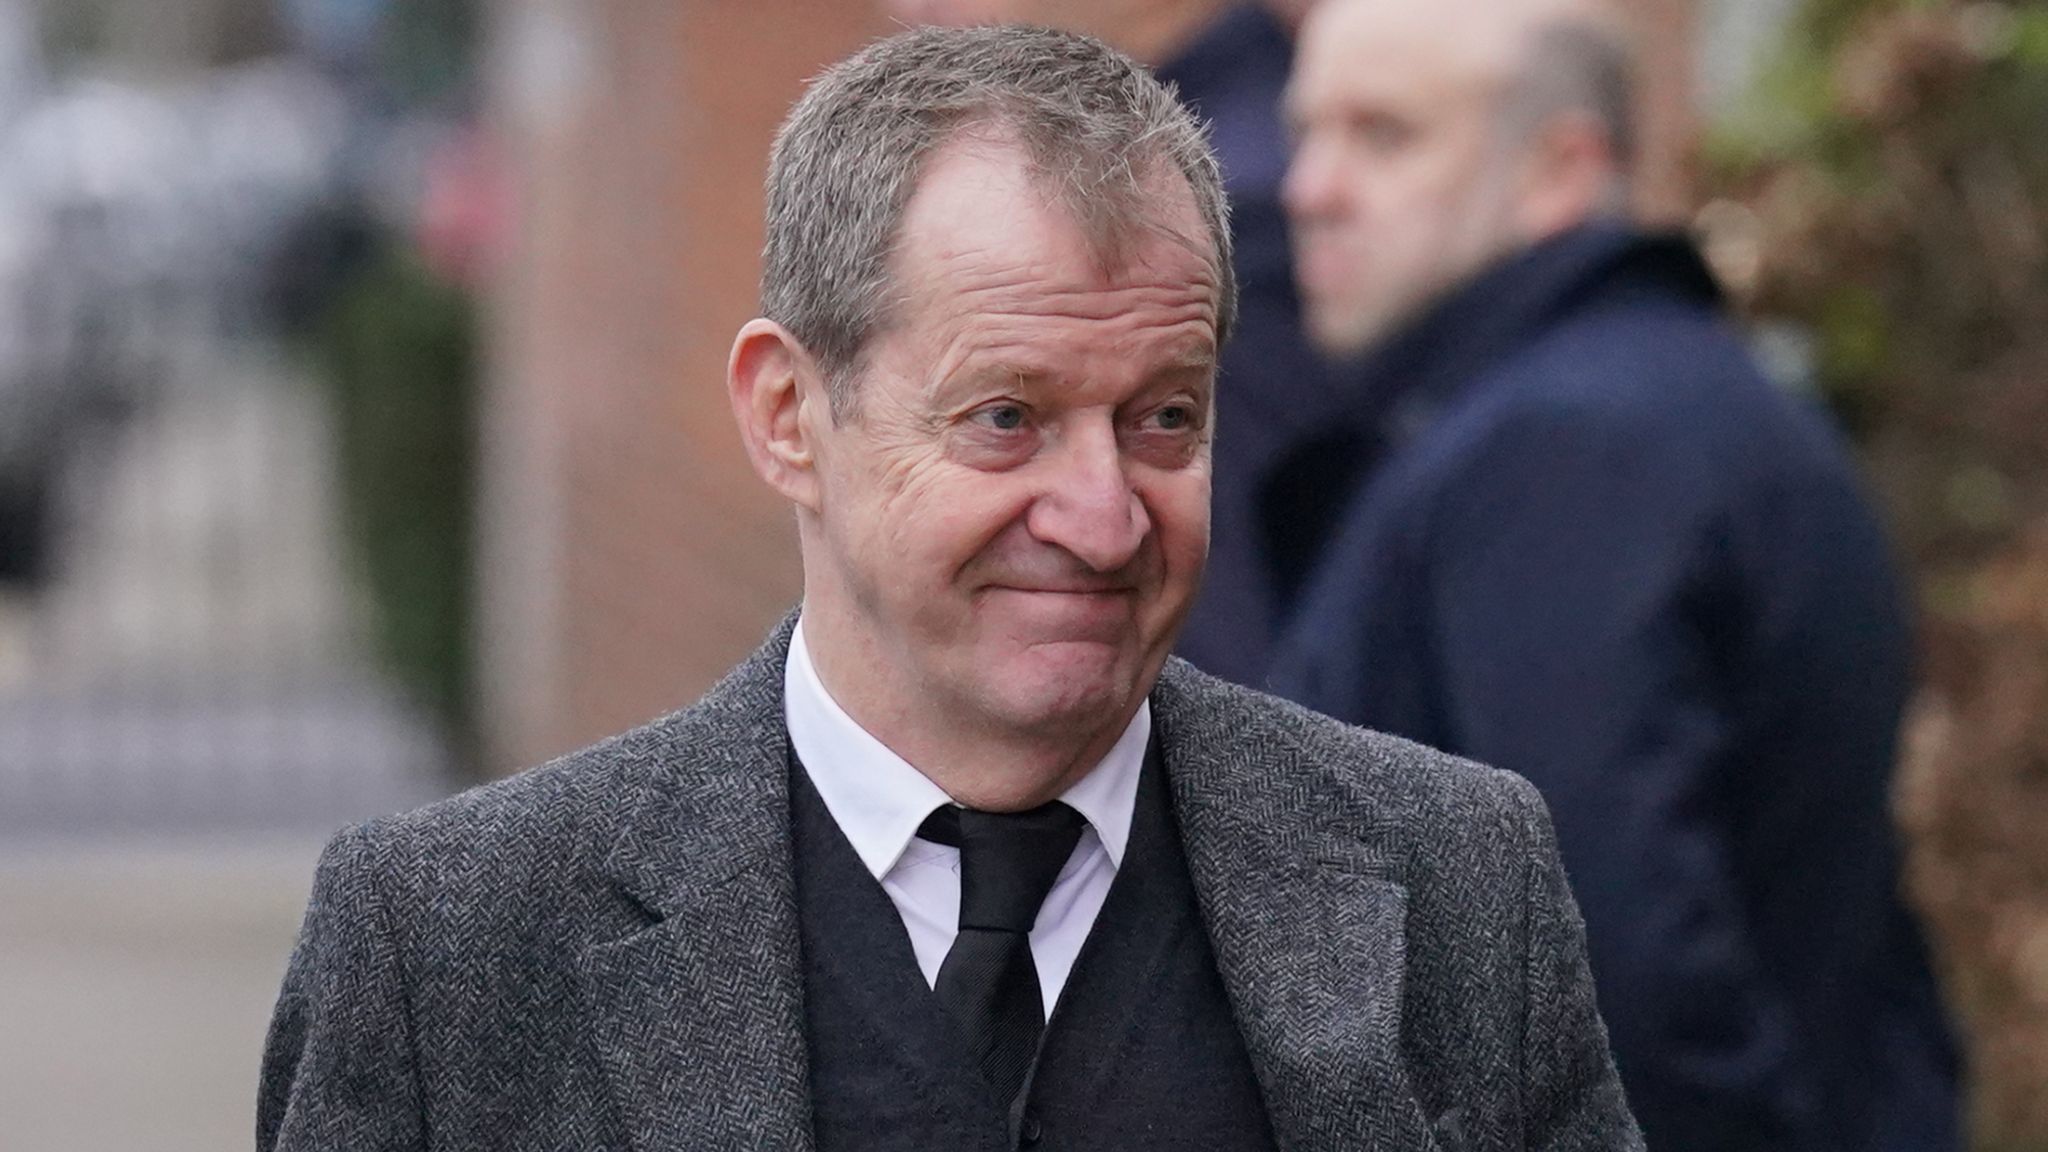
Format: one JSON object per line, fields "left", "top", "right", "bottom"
{"left": 898, "top": 721, "right": 1130, "bottom": 812}
{"left": 795, "top": 618, "right": 1139, "bottom": 812}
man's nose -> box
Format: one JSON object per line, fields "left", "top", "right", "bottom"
{"left": 1282, "top": 133, "right": 1340, "bottom": 223}
{"left": 1026, "top": 424, "right": 1151, "bottom": 573}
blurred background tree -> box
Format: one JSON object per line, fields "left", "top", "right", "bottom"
{"left": 315, "top": 249, "right": 478, "bottom": 763}
{"left": 1702, "top": 1, "right": 2048, "bottom": 1146}
{"left": 291, "top": 0, "right": 486, "bottom": 770}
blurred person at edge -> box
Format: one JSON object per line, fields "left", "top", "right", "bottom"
{"left": 261, "top": 26, "right": 1643, "bottom": 1151}
{"left": 885, "top": 0, "right": 1344, "bottom": 686}
{"left": 1270, "top": 0, "right": 1959, "bottom": 1149}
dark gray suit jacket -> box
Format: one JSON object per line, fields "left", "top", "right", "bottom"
{"left": 259, "top": 621, "right": 1641, "bottom": 1150}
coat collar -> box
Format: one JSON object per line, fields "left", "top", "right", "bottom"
{"left": 578, "top": 614, "right": 816, "bottom": 1152}
{"left": 577, "top": 617, "right": 1433, "bottom": 1152}
{"left": 1153, "top": 660, "right": 1442, "bottom": 1150}
{"left": 1352, "top": 224, "right": 1722, "bottom": 453}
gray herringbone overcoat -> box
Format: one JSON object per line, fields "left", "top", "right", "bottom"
{"left": 259, "top": 620, "right": 1642, "bottom": 1150}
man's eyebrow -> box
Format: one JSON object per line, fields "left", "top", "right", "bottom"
{"left": 936, "top": 347, "right": 1215, "bottom": 400}
{"left": 1153, "top": 345, "right": 1219, "bottom": 377}
{"left": 947, "top": 362, "right": 1046, "bottom": 390}
{"left": 927, "top": 361, "right": 1045, "bottom": 405}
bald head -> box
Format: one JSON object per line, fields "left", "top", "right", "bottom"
{"left": 1314, "top": 0, "right": 1528, "bottom": 85}
{"left": 1313, "top": 0, "right": 1622, "bottom": 68}
{"left": 1283, "top": 0, "right": 1637, "bottom": 356}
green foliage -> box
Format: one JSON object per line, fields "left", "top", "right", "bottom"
{"left": 379, "top": 0, "right": 480, "bottom": 107}
{"left": 1815, "top": 281, "right": 1890, "bottom": 379}
{"left": 313, "top": 244, "right": 478, "bottom": 758}
{"left": 1704, "top": 0, "right": 2048, "bottom": 583}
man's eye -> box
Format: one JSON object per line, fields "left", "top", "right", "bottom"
{"left": 974, "top": 404, "right": 1028, "bottom": 431}
{"left": 1349, "top": 115, "right": 1412, "bottom": 151}
{"left": 1155, "top": 405, "right": 1190, "bottom": 430}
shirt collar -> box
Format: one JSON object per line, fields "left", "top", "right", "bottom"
{"left": 784, "top": 616, "right": 1148, "bottom": 880}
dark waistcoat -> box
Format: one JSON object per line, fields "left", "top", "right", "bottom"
{"left": 791, "top": 744, "right": 1277, "bottom": 1151}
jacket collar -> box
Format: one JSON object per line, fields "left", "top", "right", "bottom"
{"left": 1153, "top": 660, "right": 1441, "bottom": 1149}
{"left": 1352, "top": 223, "right": 1721, "bottom": 453}
{"left": 579, "top": 614, "right": 815, "bottom": 1151}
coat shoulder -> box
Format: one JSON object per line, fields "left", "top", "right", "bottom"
{"left": 349, "top": 709, "right": 682, "bottom": 873}
{"left": 344, "top": 624, "right": 792, "bottom": 892}
{"left": 1157, "top": 660, "right": 1550, "bottom": 872}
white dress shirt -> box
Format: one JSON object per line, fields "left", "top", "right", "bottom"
{"left": 784, "top": 618, "right": 1148, "bottom": 1018}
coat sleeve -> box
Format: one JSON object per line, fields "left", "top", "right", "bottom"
{"left": 1422, "top": 404, "right": 1816, "bottom": 1145}
{"left": 1502, "top": 770, "right": 1645, "bottom": 1150}
{"left": 258, "top": 824, "right": 427, "bottom": 1151}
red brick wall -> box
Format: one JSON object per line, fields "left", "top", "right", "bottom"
{"left": 481, "top": 1, "right": 885, "bottom": 771}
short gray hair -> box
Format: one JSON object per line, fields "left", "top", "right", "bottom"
{"left": 761, "top": 25, "right": 1236, "bottom": 418}
{"left": 1499, "top": 19, "right": 1638, "bottom": 177}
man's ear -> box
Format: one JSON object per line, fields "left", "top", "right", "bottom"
{"left": 1514, "top": 112, "right": 1625, "bottom": 240}
{"left": 728, "top": 318, "right": 826, "bottom": 511}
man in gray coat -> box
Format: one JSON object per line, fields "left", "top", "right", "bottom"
{"left": 259, "top": 25, "right": 1641, "bottom": 1151}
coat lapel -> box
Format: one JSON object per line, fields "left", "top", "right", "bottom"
{"left": 577, "top": 620, "right": 816, "bottom": 1152}
{"left": 1155, "top": 663, "right": 1440, "bottom": 1152}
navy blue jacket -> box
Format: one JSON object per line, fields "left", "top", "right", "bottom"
{"left": 1162, "top": 5, "right": 1350, "bottom": 684}
{"left": 1267, "top": 225, "right": 1959, "bottom": 1152}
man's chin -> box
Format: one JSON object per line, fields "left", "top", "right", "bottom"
{"left": 980, "top": 646, "right": 1144, "bottom": 733}
{"left": 1306, "top": 306, "right": 1389, "bottom": 361}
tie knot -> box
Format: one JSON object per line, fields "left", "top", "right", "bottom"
{"left": 918, "top": 801, "right": 1087, "bottom": 933}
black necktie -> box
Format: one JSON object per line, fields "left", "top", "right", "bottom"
{"left": 917, "top": 800, "right": 1087, "bottom": 1107}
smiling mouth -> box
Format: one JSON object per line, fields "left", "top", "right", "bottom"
{"left": 982, "top": 586, "right": 1139, "bottom": 643}
{"left": 987, "top": 585, "right": 1136, "bottom": 597}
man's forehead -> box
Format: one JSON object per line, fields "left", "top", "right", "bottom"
{"left": 891, "top": 132, "right": 1215, "bottom": 306}
{"left": 1305, "top": 0, "right": 1512, "bottom": 80}
{"left": 1296, "top": 0, "right": 1616, "bottom": 100}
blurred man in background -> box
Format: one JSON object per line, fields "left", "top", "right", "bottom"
{"left": 884, "top": 0, "right": 1342, "bottom": 685}
{"left": 1269, "top": 0, "right": 1959, "bottom": 1149}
